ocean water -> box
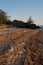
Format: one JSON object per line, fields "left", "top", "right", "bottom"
{"left": 40, "top": 26, "right": 43, "bottom": 30}
{"left": 36, "top": 26, "right": 43, "bottom": 30}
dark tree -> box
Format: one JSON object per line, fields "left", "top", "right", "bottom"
{"left": 0, "top": 10, "right": 9, "bottom": 24}
{"left": 27, "top": 16, "right": 34, "bottom": 24}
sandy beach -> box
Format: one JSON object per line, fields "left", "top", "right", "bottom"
{"left": 0, "top": 28, "right": 43, "bottom": 65}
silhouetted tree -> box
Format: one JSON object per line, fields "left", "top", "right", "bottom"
{"left": 27, "top": 16, "right": 34, "bottom": 24}
{"left": 0, "top": 10, "right": 9, "bottom": 24}
{"left": 12, "top": 20, "right": 25, "bottom": 27}
{"left": 6, "top": 19, "right": 12, "bottom": 25}
{"left": 12, "top": 19, "right": 37, "bottom": 29}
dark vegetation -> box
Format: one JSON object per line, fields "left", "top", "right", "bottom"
{"left": 0, "top": 10, "right": 40, "bottom": 29}
{"left": 6, "top": 17, "right": 40, "bottom": 29}
{"left": 12, "top": 19, "right": 36, "bottom": 29}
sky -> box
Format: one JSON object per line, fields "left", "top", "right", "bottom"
{"left": 0, "top": 0, "right": 43, "bottom": 25}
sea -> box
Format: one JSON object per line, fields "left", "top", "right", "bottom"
{"left": 40, "top": 26, "right": 43, "bottom": 30}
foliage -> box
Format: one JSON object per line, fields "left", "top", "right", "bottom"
{"left": 0, "top": 10, "right": 38, "bottom": 29}
{"left": 27, "top": 16, "right": 34, "bottom": 24}
{"left": 0, "top": 10, "right": 9, "bottom": 24}
{"left": 12, "top": 19, "right": 36, "bottom": 29}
